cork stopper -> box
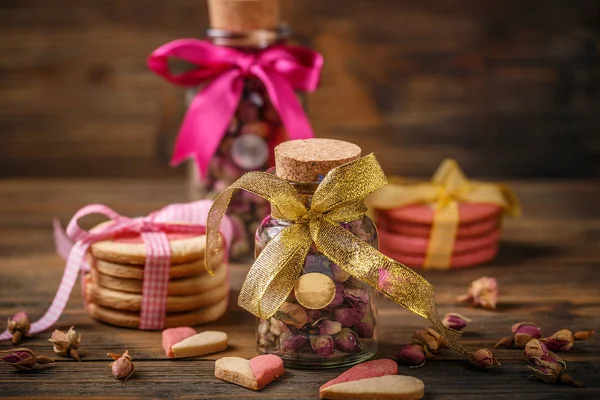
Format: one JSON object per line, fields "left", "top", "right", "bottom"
{"left": 208, "top": 0, "right": 280, "bottom": 31}
{"left": 275, "top": 139, "right": 362, "bottom": 182}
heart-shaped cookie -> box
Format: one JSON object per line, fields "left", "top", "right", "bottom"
{"left": 215, "top": 355, "right": 284, "bottom": 390}
{"left": 320, "top": 359, "right": 398, "bottom": 394}
{"left": 171, "top": 331, "right": 228, "bottom": 358}
{"left": 320, "top": 375, "right": 425, "bottom": 400}
{"left": 162, "top": 327, "right": 197, "bottom": 358}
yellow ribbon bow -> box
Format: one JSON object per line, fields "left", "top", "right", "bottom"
{"left": 205, "top": 154, "right": 470, "bottom": 354}
{"left": 366, "top": 159, "right": 521, "bottom": 269}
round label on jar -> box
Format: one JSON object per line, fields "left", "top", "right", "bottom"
{"left": 294, "top": 272, "right": 336, "bottom": 310}
{"left": 230, "top": 133, "right": 269, "bottom": 170}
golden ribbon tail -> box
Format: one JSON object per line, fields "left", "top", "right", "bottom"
{"left": 205, "top": 154, "right": 471, "bottom": 355}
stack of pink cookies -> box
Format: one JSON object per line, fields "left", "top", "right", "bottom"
{"left": 83, "top": 222, "right": 229, "bottom": 328}
{"left": 377, "top": 203, "right": 502, "bottom": 269}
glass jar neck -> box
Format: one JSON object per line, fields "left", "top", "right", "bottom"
{"left": 206, "top": 25, "right": 290, "bottom": 49}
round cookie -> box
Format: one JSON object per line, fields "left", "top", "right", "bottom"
{"left": 91, "top": 262, "right": 228, "bottom": 296}
{"left": 86, "top": 298, "right": 228, "bottom": 329}
{"left": 85, "top": 278, "right": 229, "bottom": 313}
{"left": 91, "top": 250, "right": 225, "bottom": 280}
{"left": 376, "top": 214, "right": 499, "bottom": 239}
{"left": 378, "top": 203, "right": 502, "bottom": 226}
{"left": 380, "top": 242, "right": 499, "bottom": 269}
{"left": 89, "top": 220, "right": 224, "bottom": 265}
{"left": 378, "top": 228, "right": 500, "bottom": 256}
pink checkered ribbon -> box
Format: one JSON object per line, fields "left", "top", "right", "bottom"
{"left": 0, "top": 200, "right": 232, "bottom": 339}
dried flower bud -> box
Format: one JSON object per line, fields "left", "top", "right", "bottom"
{"left": 108, "top": 350, "right": 134, "bottom": 381}
{"left": 318, "top": 320, "right": 342, "bottom": 336}
{"left": 441, "top": 313, "right": 472, "bottom": 331}
{"left": 49, "top": 326, "right": 81, "bottom": 361}
{"left": 335, "top": 328, "right": 361, "bottom": 353}
{"left": 396, "top": 344, "right": 427, "bottom": 368}
{"left": 333, "top": 306, "right": 365, "bottom": 328}
{"left": 275, "top": 302, "right": 308, "bottom": 329}
{"left": 540, "top": 329, "right": 575, "bottom": 352}
{"left": 309, "top": 335, "right": 335, "bottom": 357}
{"left": 327, "top": 283, "right": 345, "bottom": 308}
{"left": 469, "top": 348, "right": 500, "bottom": 369}
{"left": 412, "top": 328, "right": 446, "bottom": 354}
{"left": 495, "top": 322, "right": 542, "bottom": 349}
{"left": 524, "top": 339, "right": 565, "bottom": 368}
{"left": 343, "top": 287, "right": 369, "bottom": 304}
{"left": 573, "top": 330, "right": 595, "bottom": 342}
{"left": 280, "top": 333, "right": 307, "bottom": 353}
{"left": 457, "top": 276, "right": 499, "bottom": 310}
{"left": 528, "top": 356, "right": 582, "bottom": 387}
{"left": 269, "top": 318, "right": 291, "bottom": 337}
{"left": 6, "top": 312, "right": 30, "bottom": 345}
{"left": 0, "top": 348, "right": 54, "bottom": 371}
{"left": 354, "top": 321, "right": 374, "bottom": 339}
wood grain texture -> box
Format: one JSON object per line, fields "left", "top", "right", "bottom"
{"left": 0, "top": 1, "right": 599, "bottom": 179}
{"left": 0, "top": 178, "right": 599, "bottom": 399}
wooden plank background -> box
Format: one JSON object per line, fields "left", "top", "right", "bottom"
{"left": 0, "top": 0, "right": 599, "bottom": 179}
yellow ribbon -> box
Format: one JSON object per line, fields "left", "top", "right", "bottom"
{"left": 366, "top": 159, "right": 521, "bottom": 269}
{"left": 205, "top": 154, "right": 470, "bottom": 355}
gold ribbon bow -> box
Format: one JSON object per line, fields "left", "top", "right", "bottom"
{"left": 205, "top": 154, "right": 470, "bottom": 354}
{"left": 367, "top": 159, "right": 521, "bottom": 269}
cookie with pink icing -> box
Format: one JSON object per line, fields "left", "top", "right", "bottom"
{"left": 377, "top": 214, "right": 499, "bottom": 239}
{"left": 215, "top": 354, "right": 284, "bottom": 390}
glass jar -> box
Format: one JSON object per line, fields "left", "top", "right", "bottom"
{"left": 254, "top": 178, "right": 379, "bottom": 368}
{"left": 187, "top": 26, "right": 299, "bottom": 261}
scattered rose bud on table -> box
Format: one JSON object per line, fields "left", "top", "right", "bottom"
{"left": 6, "top": 312, "right": 30, "bottom": 345}
{"left": 49, "top": 326, "right": 82, "bottom": 361}
{"left": 527, "top": 356, "right": 582, "bottom": 387}
{"left": 396, "top": 343, "right": 427, "bottom": 368}
{"left": 495, "top": 322, "right": 543, "bottom": 349}
{"left": 524, "top": 339, "right": 565, "bottom": 367}
{"left": 441, "top": 313, "right": 472, "bottom": 331}
{"left": 458, "top": 276, "right": 499, "bottom": 310}
{"left": 469, "top": 348, "right": 500, "bottom": 369}
{"left": 108, "top": 350, "right": 135, "bottom": 381}
{"left": 540, "top": 329, "right": 595, "bottom": 352}
{"left": 412, "top": 328, "right": 447, "bottom": 354}
{"left": 0, "top": 348, "right": 54, "bottom": 371}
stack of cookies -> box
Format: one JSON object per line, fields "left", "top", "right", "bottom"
{"left": 377, "top": 203, "right": 502, "bottom": 269}
{"left": 84, "top": 223, "right": 229, "bottom": 329}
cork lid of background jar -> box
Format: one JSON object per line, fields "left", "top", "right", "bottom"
{"left": 275, "top": 138, "right": 362, "bottom": 182}
{"left": 208, "top": 0, "right": 280, "bottom": 31}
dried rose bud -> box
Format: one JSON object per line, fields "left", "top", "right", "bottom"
{"left": 412, "top": 328, "right": 446, "bottom": 354}
{"left": 269, "top": 318, "right": 291, "bottom": 336}
{"left": 528, "top": 356, "right": 582, "bottom": 387}
{"left": 441, "top": 313, "right": 471, "bottom": 331}
{"left": 495, "top": 322, "right": 543, "bottom": 349}
{"left": 540, "top": 329, "right": 576, "bottom": 352}
{"left": 333, "top": 306, "right": 365, "bottom": 328}
{"left": 108, "top": 350, "right": 134, "bottom": 381}
{"left": 396, "top": 343, "right": 427, "bottom": 368}
{"left": 354, "top": 321, "right": 374, "bottom": 339}
{"left": 275, "top": 302, "right": 308, "bottom": 329}
{"left": 309, "top": 335, "right": 335, "bottom": 357}
{"left": 280, "top": 333, "right": 307, "bottom": 353}
{"left": 469, "top": 348, "right": 500, "bottom": 369}
{"left": 306, "top": 309, "right": 322, "bottom": 324}
{"left": 0, "top": 348, "right": 54, "bottom": 371}
{"left": 49, "top": 326, "right": 81, "bottom": 361}
{"left": 457, "top": 276, "right": 499, "bottom": 310}
{"left": 524, "top": 339, "right": 565, "bottom": 367}
{"left": 330, "top": 263, "right": 351, "bottom": 283}
{"left": 335, "top": 328, "right": 361, "bottom": 353}
{"left": 319, "top": 320, "right": 342, "bottom": 336}
{"left": 7, "top": 312, "right": 31, "bottom": 345}
{"left": 573, "top": 330, "right": 595, "bottom": 341}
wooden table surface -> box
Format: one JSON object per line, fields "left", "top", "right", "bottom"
{"left": 0, "top": 179, "right": 599, "bottom": 399}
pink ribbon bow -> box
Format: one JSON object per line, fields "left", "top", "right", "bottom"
{"left": 0, "top": 200, "right": 232, "bottom": 340}
{"left": 147, "top": 39, "right": 323, "bottom": 177}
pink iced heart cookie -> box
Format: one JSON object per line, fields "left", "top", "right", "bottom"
{"left": 320, "top": 375, "right": 425, "bottom": 400}
{"left": 319, "top": 359, "right": 398, "bottom": 396}
{"left": 215, "top": 354, "right": 284, "bottom": 390}
{"left": 162, "top": 327, "right": 196, "bottom": 358}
